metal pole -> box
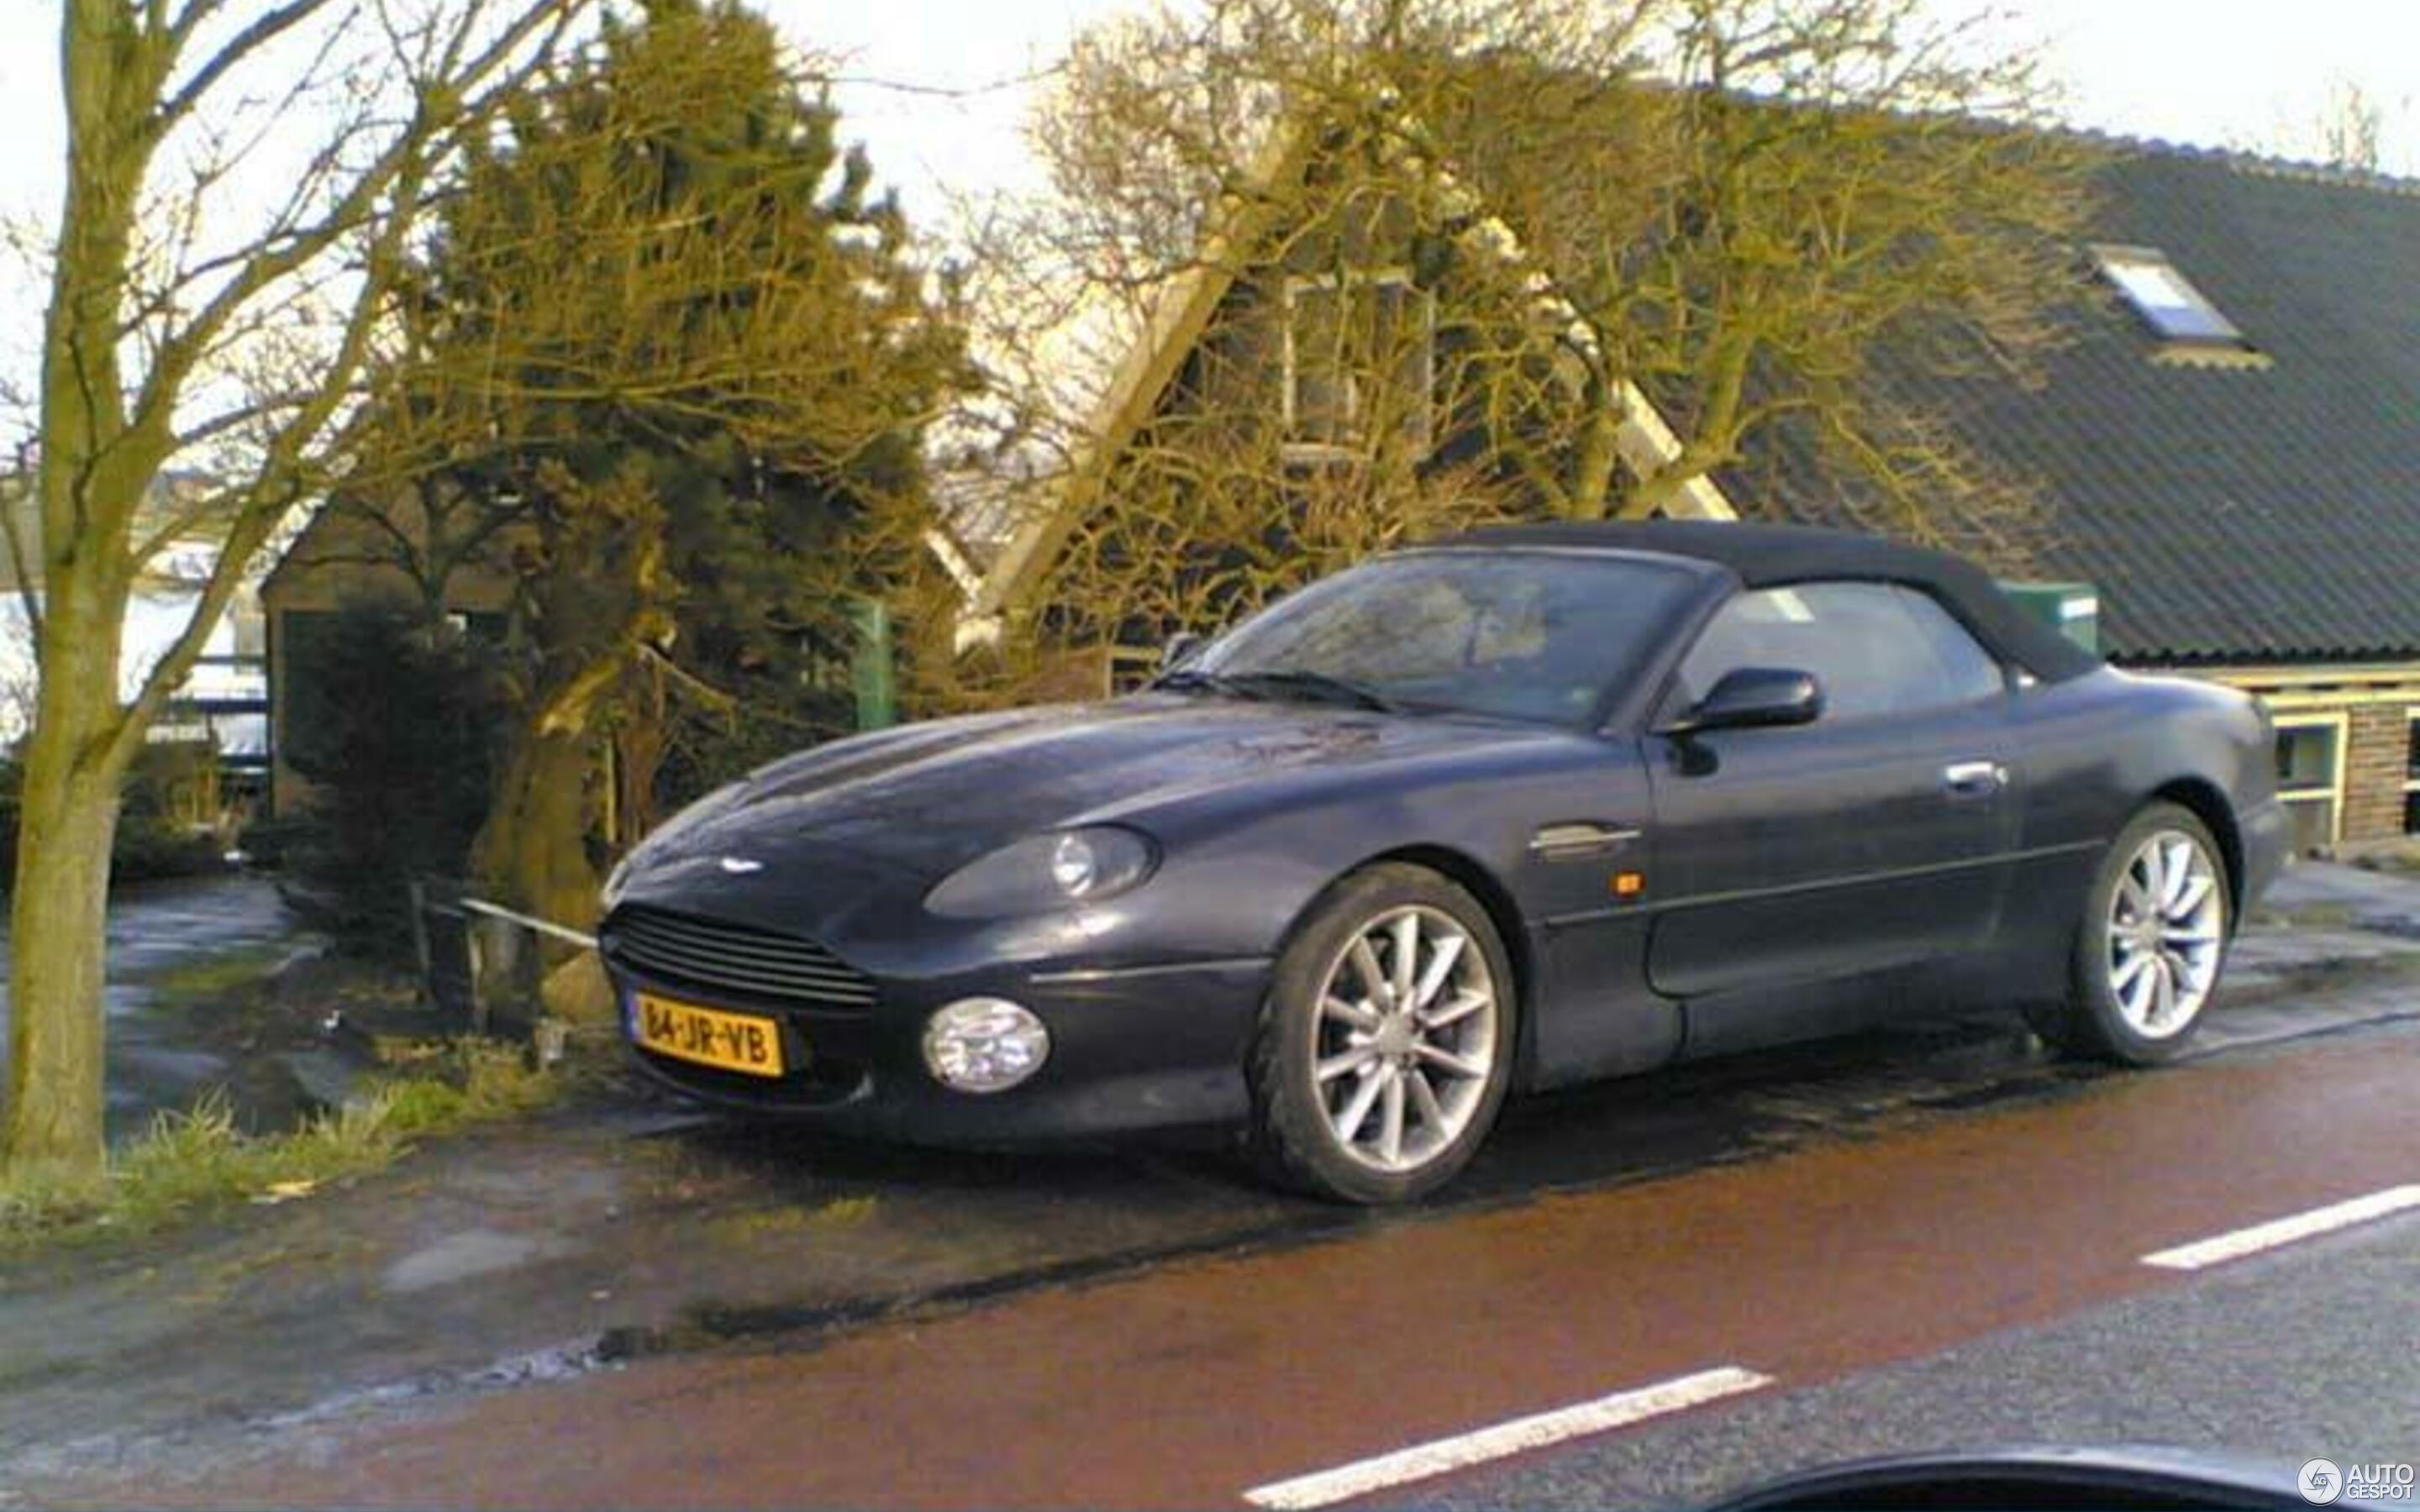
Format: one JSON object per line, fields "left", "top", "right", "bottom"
{"left": 852, "top": 598, "right": 896, "bottom": 732}
{"left": 455, "top": 895, "right": 600, "bottom": 950}
{"left": 406, "top": 877, "right": 434, "bottom": 1007}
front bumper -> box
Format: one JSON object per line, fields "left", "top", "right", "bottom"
{"left": 604, "top": 946, "right": 1272, "bottom": 1147}
{"left": 2237, "top": 794, "right": 2290, "bottom": 918}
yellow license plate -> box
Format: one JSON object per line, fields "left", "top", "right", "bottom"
{"left": 634, "top": 993, "right": 787, "bottom": 1078}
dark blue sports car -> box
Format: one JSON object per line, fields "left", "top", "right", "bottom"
{"left": 598, "top": 521, "right": 2287, "bottom": 1203}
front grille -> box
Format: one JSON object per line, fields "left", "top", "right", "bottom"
{"left": 602, "top": 904, "right": 878, "bottom": 1012}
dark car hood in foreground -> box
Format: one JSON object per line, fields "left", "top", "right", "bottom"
{"left": 630, "top": 694, "right": 1534, "bottom": 887}
{"left": 1713, "top": 1445, "right": 2303, "bottom": 1510}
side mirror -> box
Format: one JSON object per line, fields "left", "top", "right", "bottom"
{"left": 1669, "top": 666, "right": 1823, "bottom": 735}
{"left": 1160, "top": 631, "right": 1204, "bottom": 671}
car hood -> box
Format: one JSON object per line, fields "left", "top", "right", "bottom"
{"left": 626, "top": 694, "right": 1512, "bottom": 887}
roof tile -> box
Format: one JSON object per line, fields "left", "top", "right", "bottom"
{"left": 1754, "top": 149, "right": 2420, "bottom": 664}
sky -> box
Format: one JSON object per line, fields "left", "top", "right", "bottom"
{"left": 1, "top": 0, "right": 2417, "bottom": 389}
{"left": 786, "top": 0, "right": 2420, "bottom": 220}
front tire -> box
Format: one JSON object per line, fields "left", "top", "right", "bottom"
{"left": 2029, "top": 801, "right": 2231, "bottom": 1064}
{"left": 1247, "top": 864, "right": 1518, "bottom": 1205}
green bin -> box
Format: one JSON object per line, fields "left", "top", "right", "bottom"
{"left": 1996, "top": 580, "right": 2099, "bottom": 655}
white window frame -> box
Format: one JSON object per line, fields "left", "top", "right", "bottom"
{"left": 1280, "top": 268, "right": 1436, "bottom": 464}
{"left": 2089, "top": 243, "right": 2249, "bottom": 349}
{"left": 2271, "top": 709, "right": 2348, "bottom": 848}
{"left": 2402, "top": 707, "right": 2420, "bottom": 836}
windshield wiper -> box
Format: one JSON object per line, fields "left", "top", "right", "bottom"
{"left": 1153, "top": 665, "right": 1403, "bottom": 714}
{"left": 1217, "top": 669, "right": 1402, "bottom": 713}
{"left": 1150, "top": 667, "right": 1255, "bottom": 698}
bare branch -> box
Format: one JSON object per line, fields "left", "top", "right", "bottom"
{"left": 153, "top": 0, "right": 345, "bottom": 139}
{"left": 958, "top": 0, "right": 2089, "bottom": 675}
{"left": 135, "top": 0, "right": 587, "bottom": 443}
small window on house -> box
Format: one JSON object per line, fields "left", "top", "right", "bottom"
{"left": 1283, "top": 271, "right": 1436, "bottom": 459}
{"left": 2091, "top": 244, "right": 2250, "bottom": 348}
{"left": 444, "top": 611, "right": 509, "bottom": 644}
{"left": 2402, "top": 711, "right": 2420, "bottom": 836}
{"left": 2272, "top": 713, "right": 2344, "bottom": 853}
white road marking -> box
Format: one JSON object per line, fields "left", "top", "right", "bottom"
{"left": 1240, "top": 1365, "right": 1774, "bottom": 1509}
{"left": 2140, "top": 1184, "right": 2420, "bottom": 1271}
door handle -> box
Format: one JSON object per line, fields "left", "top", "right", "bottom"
{"left": 1942, "top": 759, "right": 2008, "bottom": 796}
{"left": 1528, "top": 822, "right": 1644, "bottom": 858}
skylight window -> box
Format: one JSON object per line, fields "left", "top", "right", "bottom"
{"left": 2091, "top": 244, "right": 2249, "bottom": 347}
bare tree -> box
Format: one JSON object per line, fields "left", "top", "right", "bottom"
{"left": 2309, "top": 76, "right": 2388, "bottom": 173}
{"left": 7, "top": 0, "right": 588, "bottom": 1179}
{"left": 959, "top": 0, "right": 2092, "bottom": 674}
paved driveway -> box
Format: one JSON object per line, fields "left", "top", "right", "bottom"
{"left": 0, "top": 874, "right": 306, "bottom": 1137}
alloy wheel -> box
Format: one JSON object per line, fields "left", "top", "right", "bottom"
{"left": 2104, "top": 828, "right": 2226, "bottom": 1039}
{"left": 1309, "top": 905, "right": 1501, "bottom": 1173}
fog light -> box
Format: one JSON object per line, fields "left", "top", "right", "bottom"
{"left": 923, "top": 998, "right": 1050, "bottom": 1094}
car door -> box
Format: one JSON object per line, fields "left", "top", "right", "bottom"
{"left": 1641, "top": 580, "right": 2021, "bottom": 1005}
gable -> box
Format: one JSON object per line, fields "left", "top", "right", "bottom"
{"left": 965, "top": 117, "right": 1739, "bottom": 633}
{"left": 260, "top": 491, "right": 518, "bottom": 617}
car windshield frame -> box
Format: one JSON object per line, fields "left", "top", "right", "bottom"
{"left": 1179, "top": 547, "right": 1708, "bottom": 729}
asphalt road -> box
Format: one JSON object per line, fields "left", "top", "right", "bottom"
{"left": 45, "top": 1006, "right": 2419, "bottom": 1510}
{"left": 1408, "top": 1208, "right": 2420, "bottom": 1509}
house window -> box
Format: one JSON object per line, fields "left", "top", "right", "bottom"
{"left": 2091, "top": 244, "right": 2251, "bottom": 349}
{"left": 1282, "top": 270, "right": 1436, "bottom": 460}
{"left": 2402, "top": 710, "right": 2420, "bottom": 836}
{"left": 445, "top": 611, "right": 510, "bottom": 645}
{"left": 2271, "top": 711, "right": 2346, "bottom": 853}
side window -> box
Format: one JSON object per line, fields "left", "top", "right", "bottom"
{"left": 1673, "top": 581, "right": 2007, "bottom": 722}
{"left": 1890, "top": 586, "right": 2007, "bottom": 706}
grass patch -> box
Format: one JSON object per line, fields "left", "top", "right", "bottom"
{"left": 136, "top": 942, "right": 302, "bottom": 1003}
{"left": 702, "top": 1195, "right": 880, "bottom": 1245}
{"left": 368, "top": 1037, "right": 563, "bottom": 1131}
{"left": 0, "top": 1038, "right": 560, "bottom": 1256}
{"left": 811, "top": 1194, "right": 879, "bottom": 1227}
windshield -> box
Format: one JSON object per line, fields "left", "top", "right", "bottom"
{"left": 1188, "top": 550, "right": 1700, "bottom": 724}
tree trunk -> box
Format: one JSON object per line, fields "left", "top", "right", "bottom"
{"left": 3, "top": 575, "right": 133, "bottom": 1177}
{"left": 4, "top": 759, "right": 124, "bottom": 1176}
{"left": 470, "top": 723, "right": 601, "bottom": 937}
{"left": 3, "top": 0, "right": 156, "bottom": 1178}
{"left": 467, "top": 466, "right": 666, "bottom": 937}
{"left": 609, "top": 657, "right": 669, "bottom": 848}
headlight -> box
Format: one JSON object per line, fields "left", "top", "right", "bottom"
{"left": 923, "top": 998, "right": 1050, "bottom": 1093}
{"left": 924, "top": 826, "right": 1159, "bottom": 918}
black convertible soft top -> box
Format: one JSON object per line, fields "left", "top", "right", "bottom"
{"left": 1444, "top": 518, "right": 2103, "bottom": 684}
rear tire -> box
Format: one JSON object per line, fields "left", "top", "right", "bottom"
{"left": 2028, "top": 801, "right": 2231, "bottom": 1064}
{"left": 1247, "top": 864, "right": 1518, "bottom": 1205}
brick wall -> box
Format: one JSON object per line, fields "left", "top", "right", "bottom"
{"left": 2168, "top": 665, "right": 2420, "bottom": 853}
{"left": 2343, "top": 703, "right": 2414, "bottom": 844}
